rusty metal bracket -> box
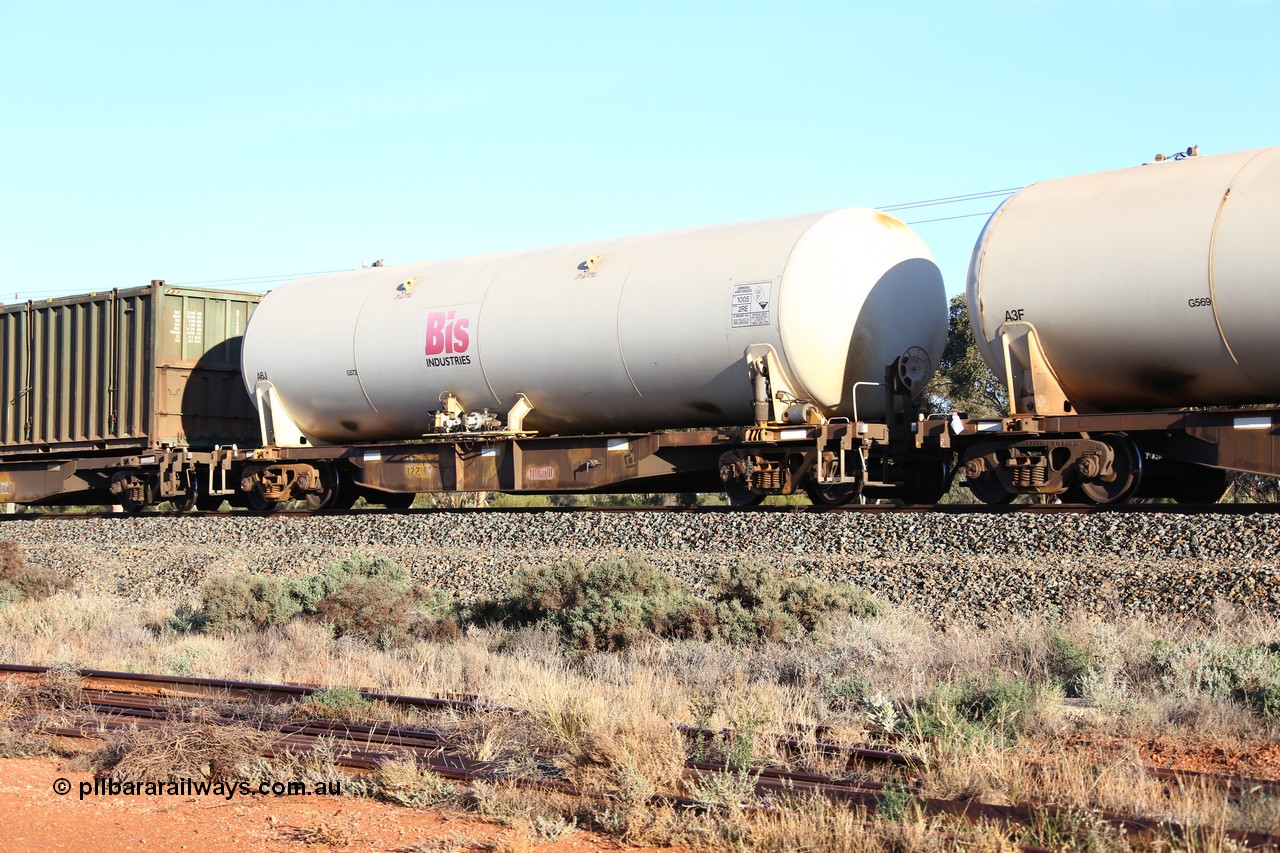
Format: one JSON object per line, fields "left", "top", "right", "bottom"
{"left": 997, "top": 321, "right": 1072, "bottom": 416}
{"left": 208, "top": 444, "right": 239, "bottom": 496}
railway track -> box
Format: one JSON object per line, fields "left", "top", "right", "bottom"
{"left": 3, "top": 502, "right": 1278, "bottom": 522}
{"left": 3, "top": 665, "right": 1277, "bottom": 848}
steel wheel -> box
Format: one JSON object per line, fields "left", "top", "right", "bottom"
{"left": 1171, "top": 467, "right": 1229, "bottom": 505}
{"left": 900, "top": 462, "right": 951, "bottom": 505}
{"left": 304, "top": 464, "right": 339, "bottom": 511}
{"left": 172, "top": 486, "right": 198, "bottom": 513}
{"left": 1060, "top": 485, "right": 1089, "bottom": 505}
{"left": 723, "top": 480, "right": 764, "bottom": 507}
{"left": 195, "top": 493, "right": 226, "bottom": 511}
{"left": 965, "top": 473, "right": 1015, "bottom": 505}
{"left": 1078, "top": 433, "right": 1143, "bottom": 505}
{"left": 245, "top": 488, "right": 279, "bottom": 513}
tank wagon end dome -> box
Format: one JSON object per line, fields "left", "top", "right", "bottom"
{"left": 780, "top": 208, "right": 946, "bottom": 412}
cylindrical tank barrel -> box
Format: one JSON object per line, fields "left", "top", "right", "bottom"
{"left": 968, "top": 147, "right": 1280, "bottom": 412}
{"left": 242, "top": 208, "right": 947, "bottom": 444}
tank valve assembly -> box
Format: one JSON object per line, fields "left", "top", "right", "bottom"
{"left": 431, "top": 392, "right": 530, "bottom": 434}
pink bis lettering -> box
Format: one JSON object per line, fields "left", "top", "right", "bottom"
{"left": 425, "top": 310, "right": 471, "bottom": 356}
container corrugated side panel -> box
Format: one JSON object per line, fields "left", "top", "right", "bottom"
{"left": 0, "top": 289, "right": 155, "bottom": 453}
{"left": 153, "top": 286, "right": 260, "bottom": 448}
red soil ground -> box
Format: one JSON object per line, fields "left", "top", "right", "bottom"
{"left": 0, "top": 756, "right": 681, "bottom": 853}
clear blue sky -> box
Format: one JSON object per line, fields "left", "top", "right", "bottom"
{"left": 2, "top": 1, "right": 1277, "bottom": 303}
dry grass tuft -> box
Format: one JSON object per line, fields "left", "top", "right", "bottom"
{"left": 0, "top": 725, "right": 52, "bottom": 757}
{"left": 375, "top": 754, "right": 462, "bottom": 809}
{"left": 0, "top": 539, "right": 70, "bottom": 605}
{"left": 35, "top": 665, "right": 84, "bottom": 711}
{"left": 92, "top": 721, "right": 268, "bottom": 782}
{"left": 730, "top": 799, "right": 994, "bottom": 853}
{"left": 490, "top": 826, "right": 533, "bottom": 853}
{"left": 291, "top": 819, "right": 356, "bottom": 847}
{"left": 564, "top": 711, "right": 686, "bottom": 795}
{"left": 0, "top": 680, "right": 28, "bottom": 721}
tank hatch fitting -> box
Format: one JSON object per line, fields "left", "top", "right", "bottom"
{"left": 431, "top": 391, "right": 535, "bottom": 434}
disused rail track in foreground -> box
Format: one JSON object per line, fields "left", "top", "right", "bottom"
{"left": 2, "top": 502, "right": 1278, "bottom": 522}
{"left": 3, "top": 665, "right": 1277, "bottom": 849}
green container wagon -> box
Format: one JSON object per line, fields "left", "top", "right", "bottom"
{"left": 0, "top": 281, "right": 261, "bottom": 507}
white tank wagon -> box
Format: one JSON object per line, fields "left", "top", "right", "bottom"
{"left": 241, "top": 208, "right": 946, "bottom": 446}
{"left": 945, "top": 147, "right": 1280, "bottom": 505}
{"left": 968, "top": 146, "right": 1280, "bottom": 415}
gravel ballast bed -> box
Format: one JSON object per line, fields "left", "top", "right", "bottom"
{"left": 4, "top": 511, "right": 1277, "bottom": 622}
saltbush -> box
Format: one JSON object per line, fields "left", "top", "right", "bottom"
{"left": 700, "top": 562, "right": 883, "bottom": 644}
{"left": 196, "top": 553, "right": 458, "bottom": 642}
{"left": 502, "top": 558, "right": 697, "bottom": 651}
{"left": 197, "top": 574, "right": 305, "bottom": 632}
{"left": 1150, "top": 637, "right": 1280, "bottom": 718}
{"left": 497, "top": 558, "right": 882, "bottom": 651}
{"left": 196, "top": 554, "right": 878, "bottom": 652}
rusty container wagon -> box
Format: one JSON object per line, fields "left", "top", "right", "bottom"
{"left": 0, "top": 282, "right": 261, "bottom": 508}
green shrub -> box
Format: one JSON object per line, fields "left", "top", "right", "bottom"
{"left": 495, "top": 558, "right": 882, "bottom": 651}
{"left": 295, "top": 554, "right": 411, "bottom": 612}
{"left": 315, "top": 575, "right": 413, "bottom": 641}
{"left": 1044, "top": 623, "right": 1095, "bottom": 698}
{"left": 297, "top": 686, "right": 372, "bottom": 720}
{"left": 876, "top": 781, "right": 918, "bottom": 822}
{"left": 197, "top": 573, "right": 305, "bottom": 632}
{"left": 502, "top": 558, "right": 697, "bottom": 651}
{"left": 1151, "top": 638, "right": 1280, "bottom": 718}
{"left": 704, "top": 562, "right": 883, "bottom": 643}
{"left": 821, "top": 673, "right": 872, "bottom": 712}
{"left": 195, "top": 554, "right": 457, "bottom": 644}
{"left": 911, "top": 672, "right": 1040, "bottom": 744}
{"left": 954, "top": 671, "right": 1039, "bottom": 739}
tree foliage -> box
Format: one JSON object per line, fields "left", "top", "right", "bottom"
{"left": 926, "top": 294, "right": 1008, "bottom": 418}
{"left": 1226, "top": 473, "right": 1280, "bottom": 503}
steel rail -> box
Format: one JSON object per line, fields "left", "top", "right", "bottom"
{"left": 9, "top": 665, "right": 1280, "bottom": 848}
{"left": 2, "top": 503, "right": 1278, "bottom": 521}
{"left": 20, "top": 713, "right": 1278, "bottom": 849}
{"left": 16, "top": 665, "right": 1280, "bottom": 798}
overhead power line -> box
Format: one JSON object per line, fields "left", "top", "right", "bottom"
{"left": 3, "top": 185, "right": 1021, "bottom": 302}
{"left": 880, "top": 188, "right": 1021, "bottom": 212}
{"left": 905, "top": 210, "right": 1000, "bottom": 225}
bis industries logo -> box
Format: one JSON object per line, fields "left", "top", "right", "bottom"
{"left": 423, "top": 304, "right": 478, "bottom": 368}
